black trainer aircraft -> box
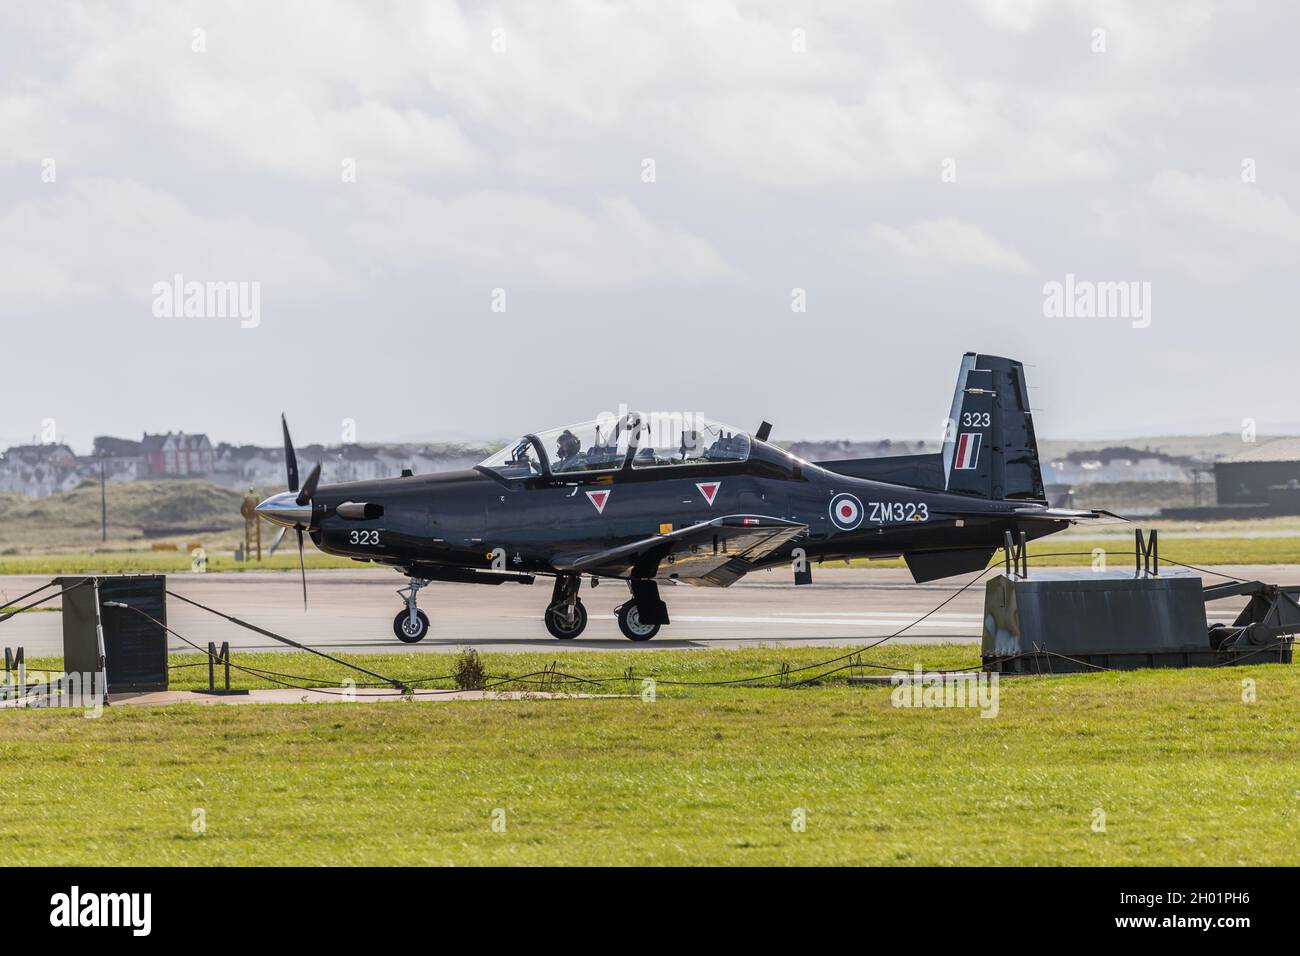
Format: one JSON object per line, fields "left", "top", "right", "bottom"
{"left": 257, "top": 353, "right": 1104, "bottom": 643}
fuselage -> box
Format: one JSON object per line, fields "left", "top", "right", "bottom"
{"left": 292, "top": 437, "right": 1064, "bottom": 582}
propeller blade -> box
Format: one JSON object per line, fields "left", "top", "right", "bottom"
{"left": 267, "top": 525, "right": 288, "bottom": 555}
{"left": 296, "top": 527, "right": 307, "bottom": 610}
{"left": 295, "top": 461, "right": 322, "bottom": 507}
{"left": 281, "top": 413, "right": 300, "bottom": 494}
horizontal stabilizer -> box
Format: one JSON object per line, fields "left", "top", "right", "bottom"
{"left": 1010, "top": 506, "right": 1127, "bottom": 522}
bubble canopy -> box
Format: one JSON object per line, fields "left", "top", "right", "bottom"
{"left": 478, "top": 415, "right": 753, "bottom": 479}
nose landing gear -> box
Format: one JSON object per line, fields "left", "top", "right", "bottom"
{"left": 393, "top": 578, "right": 430, "bottom": 643}
{"left": 545, "top": 574, "right": 587, "bottom": 639}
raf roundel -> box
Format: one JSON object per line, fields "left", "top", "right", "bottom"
{"left": 829, "top": 493, "right": 863, "bottom": 531}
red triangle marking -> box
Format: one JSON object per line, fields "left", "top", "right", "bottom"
{"left": 586, "top": 489, "right": 610, "bottom": 514}
{"left": 696, "top": 481, "right": 720, "bottom": 506}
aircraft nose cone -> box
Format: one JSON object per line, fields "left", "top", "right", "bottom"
{"left": 255, "top": 491, "right": 314, "bottom": 529}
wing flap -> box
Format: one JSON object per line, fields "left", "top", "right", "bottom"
{"left": 554, "top": 515, "right": 806, "bottom": 586}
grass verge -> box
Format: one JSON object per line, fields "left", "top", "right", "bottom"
{"left": 3, "top": 647, "right": 1297, "bottom": 865}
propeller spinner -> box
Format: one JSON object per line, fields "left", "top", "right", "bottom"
{"left": 255, "top": 414, "right": 321, "bottom": 609}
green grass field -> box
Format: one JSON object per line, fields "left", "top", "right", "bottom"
{"left": 0, "top": 549, "right": 360, "bottom": 576}
{"left": 3, "top": 647, "right": 1297, "bottom": 865}
{"left": 849, "top": 534, "right": 1300, "bottom": 570}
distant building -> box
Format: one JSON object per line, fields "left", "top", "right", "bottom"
{"left": 1045, "top": 446, "right": 1198, "bottom": 484}
{"left": 88, "top": 436, "right": 144, "bottom": 481}
{"left": 1046, "top": 456, "right": 1194, "bottom": 484}
{"left": 213, "top": 443, "right": 284, "bottom": 488}
{"left": 0, "top": 443, "right": 81, "bottom": 497}
{"left": 141, "top": 432, "right": 215, "bottom": 478}
{"left": 204, "top": 441, "right": 492, "bottom": 490}
{"left": 1215, "top": 439, "right": 1300, "bottom": 506}
{"left": 93, "top": 436, "right": 143, "bottom": 459}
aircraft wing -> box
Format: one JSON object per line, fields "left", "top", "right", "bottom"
{"left": 553, "top": 515, "right": 807, "bottom": 587}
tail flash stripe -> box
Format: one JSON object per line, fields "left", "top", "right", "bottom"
{"left": 955, "top": 432, "right": 981, "bottom": 470}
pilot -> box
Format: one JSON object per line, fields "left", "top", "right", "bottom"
{"left": 556, "top": 429, "right": 581, "bottom": 463}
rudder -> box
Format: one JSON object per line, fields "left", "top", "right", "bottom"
{"left": 942, "top": 353, "right": 1045, "bottom": 501}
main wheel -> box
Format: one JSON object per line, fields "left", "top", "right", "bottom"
{"left": 616, "top": 602, "right": 660, "bottom": 641}
{"left": 393, "top": 608, "right": 430, "bottom": 643}
{"left": 545, "top": 598, "right": 588, "bottom": 640}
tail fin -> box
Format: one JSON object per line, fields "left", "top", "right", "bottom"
{"left": 941, "top": 353, "right": 1045, "bottom": 501}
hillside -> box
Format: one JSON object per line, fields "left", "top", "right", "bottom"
{"left": 1036, "top": 434, "right": 1274, "bottom": 463}
{"left": 1045, "top": 481, "right": 1202, "bottom": 516}
{"left": 0, "top": 480, "right": 247, "bottom": 551}
{"left": 785, "top": 434, "right": 1281, "bottom": 464}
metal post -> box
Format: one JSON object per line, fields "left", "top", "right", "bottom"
{"left": 207, "top": 641, "right": 216, "bottom": 691}
{"left": 1135, "top": 528, "right": 1159, "bottom": 576}
{"left": 100, "top": 457, "right": 107, "bottom": 543}
{"left": 1004, "top": 531, "right": 1027, "bottom": 578}
{"left": 90, "top": 579, "right": 108, "bottom": 705}
{"left": 3, "top": 646, "right": 22, "bottom": 697}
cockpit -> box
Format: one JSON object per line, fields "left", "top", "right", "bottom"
{"left": 478, "top": 414, "right": 755, "bottom": 480}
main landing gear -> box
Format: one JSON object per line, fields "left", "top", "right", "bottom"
{"left": 613, "top": 579, "right": 669, "bottom": 641}
{"left": 545, "top": 575, "right": 588, "bottom": 640}
{"left": 393, "top": 578, "right": 430, "bottom": 643}
{"left": 615, "top": 601, "right": 660, "bottom": 641}
{"left": 542, "top": 576, "right": 668, "bottom": 641}
{"left": 392, "top": 573, "right": 671, "bottom": 644}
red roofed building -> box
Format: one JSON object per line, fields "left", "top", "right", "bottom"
{"left": 141, "top": 432, "right": 215, "bottom": 477}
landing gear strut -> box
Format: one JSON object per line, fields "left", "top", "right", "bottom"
{"left": 545, "top": 575, "right": 587, "bottom": 639}
{"left": 393, "top": 578, "right": 430, "bottom": 643}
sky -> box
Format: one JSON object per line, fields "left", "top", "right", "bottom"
{"left": 2, "top": 0, "right": 1299, "bottom": 452}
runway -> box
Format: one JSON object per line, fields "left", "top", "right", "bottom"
{"left": 0, "top": 564, "right": 1284, "bottom": 657}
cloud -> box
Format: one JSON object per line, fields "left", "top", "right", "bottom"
{"left": 1, "top": 2, "right": 477, "bottom": 179}
{"left": 1089, "top": 172, "right": 1300, "bottom": 283}
{"left": 352, "top": 189, "right": 735, "bottom": 287}
{"left": 1, "top": 0, "right": 1299, "bottom": 447}
{"left": 0, "top": 178, "right": 345, "bottom": 309}
{"left": 0, "top": 0, "right": 1190, "bottom": 189}
{"left": 859, "top": 218, "right": 1033, "bottom": 274}
{"left": 1150, "top": 171, "right": 1300, "bottom": 244}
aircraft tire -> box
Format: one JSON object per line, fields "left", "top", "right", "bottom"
{"left": 616, "top": 602, "right": 660, "bottom": 641}
{"left": 393, "top": 608, "right": 430, "bottom": 643}
{"left": 545, "top": 599, "right": 588, "bottom": 640}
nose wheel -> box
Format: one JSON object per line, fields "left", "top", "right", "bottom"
{"left": 394, "top": 578, "right": 430, "bottom": 643}
{"left": 545, "top": 599, "right": 588, "bottom": 639}
{"left": 545, "top": 574, "right": 588, "bottom": 639}
{"left": 393, "top": 608, "right": 430, "bottom": 643}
